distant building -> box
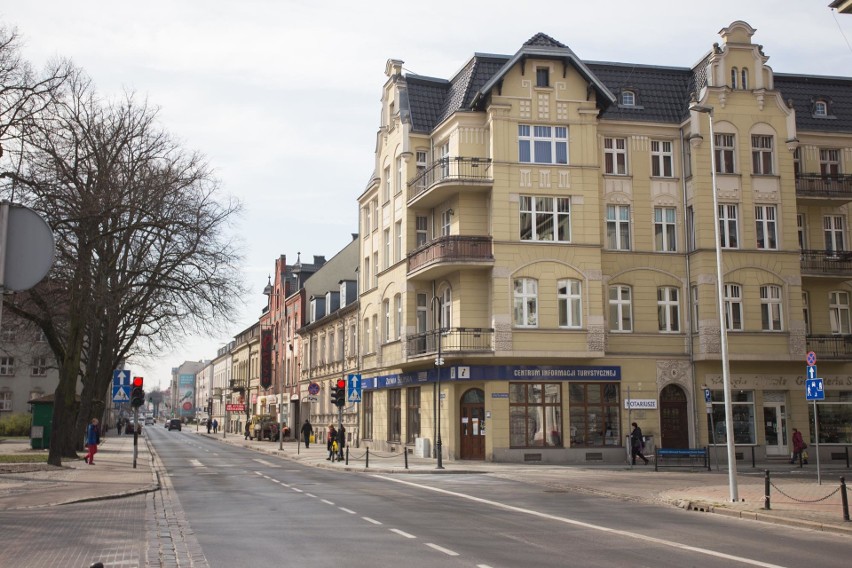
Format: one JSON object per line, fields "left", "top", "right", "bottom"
{"left": 0, "top": 313, "right": 61, "bottom": 414}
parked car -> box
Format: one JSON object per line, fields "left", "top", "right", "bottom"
{"left": 167, "top": 419, "right": 182, "bottom": 431}
{"left": 124, "top": 420, "right": 142, "bottom": 435}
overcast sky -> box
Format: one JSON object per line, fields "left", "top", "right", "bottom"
{"left": 2, "top": 1, "right": 851, "bottom": 389}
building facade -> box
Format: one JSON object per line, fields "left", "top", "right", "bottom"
{"left": 356, "top": 21, "right": 852, "bottom": 464}
{"left": 0, "top": 314, "right": 60, "bottom": 415}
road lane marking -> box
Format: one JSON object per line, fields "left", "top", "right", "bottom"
{"left": 339, "top": 507, "right": 356, "bottom": 515}
{"left": 373, "top": 475, "right": 788, "bottom": 568}
{"left": 253, "top": 459, "right": 277, "bottom": 467}
{"left": 390, "top": 529, "right": 416, "bottom": 539}
{"left": 362, "top": 517, "right": 382, "bottom": 525}
{"left": 292, "top": 488, "right": 303, "bottom": 493}
{"left": 426, "top": 543, "right": 458, "bottom": 556}
{"left": 189, "top": 459, "right": 204, "bottom": 468}
{"left": 306, "top": 493, "right": 317, "bottom": 498}
{"left": 321, "top": 499, "right": 335, "bottom": 506}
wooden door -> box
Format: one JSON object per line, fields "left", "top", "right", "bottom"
{"left": 459, "top": 388, "right": 485, "bottom": 460}
{"left": 659, "top": 384, "right": 689, "bottom": 449}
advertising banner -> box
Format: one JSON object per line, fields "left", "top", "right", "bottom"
{"left": 261, "top": 327, "right": 273, "bottom": 389}
{"left": 178, "top": 374, "right": 195, "bottom": 417}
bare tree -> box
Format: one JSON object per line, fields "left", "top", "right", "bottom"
{"left": 2, "top": 66, "right": 245, "bottom": 465}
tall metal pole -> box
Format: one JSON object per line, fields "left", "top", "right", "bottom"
{"left": 691, "top": 103, "right": 739, "bottom": 501}
{"left": 431, "top": 296, "right": 444, "bottom": 470}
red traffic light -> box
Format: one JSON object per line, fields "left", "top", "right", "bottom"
{"left": 132, "top": 376, "right": 144, "bottom": 388}
{"left": 336, "top": 378, "right": 346, "bottom": 389}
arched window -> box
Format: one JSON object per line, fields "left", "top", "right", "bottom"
{"left": 815, "top": 100, "right": 828, "bottom": 117}
{"left": 741, "top": 68, "right": 749, "bottom": 90}
{"left": 621, "top": 90, "right": 635, "bottom": 107}
{"left": 730, "top": 67, "right": 738, "bottom": 89}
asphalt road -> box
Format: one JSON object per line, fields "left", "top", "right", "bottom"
{"left": 149, "top": 426, "right": 852, "bottom": 568}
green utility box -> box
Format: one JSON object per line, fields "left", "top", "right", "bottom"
{"left": 28, "top": 394, "right": 54, "bottom": 449}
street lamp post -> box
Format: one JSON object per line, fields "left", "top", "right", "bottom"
{"left": 690, "top": 102, "right": 739, "bottom": 502}
{"left": 262, "top": 277, "right": 288, "bottom": 451}
{"left": 430, "top": 295, "right": 445, "bottom": 470}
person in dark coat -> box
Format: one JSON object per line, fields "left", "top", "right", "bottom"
{"left": 630, "top": 422, "right": 649, "bottom": 465}
{"left": 337, "top": 425, "right": 346, "bottom": 460}
{"left": 326, "top": 424, "right": 337, "bottom": 460}
{"left": 300, "top": 419, "right": 314, "bottom": 448}
{"left": 791, "top": 427, "right": 807, "bottom": 464}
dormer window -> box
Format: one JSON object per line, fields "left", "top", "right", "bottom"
{"left": 621, "top": 90, "right": 635, "bottom": 107}
{"left": 536, "top": 67, "right": 550, "bottom": 88}
{"left": 815, "top": 100, "right": 828, "bottom": 117}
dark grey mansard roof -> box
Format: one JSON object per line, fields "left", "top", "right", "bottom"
{"left": 402, "top": 34, "right": 852, "bottom": 134}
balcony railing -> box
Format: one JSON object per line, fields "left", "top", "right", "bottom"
{"left": 806, "top": 335, "right": 852, "bottom": 359}
{"left": 796, "top": 174, "right": 852, "bottom": 199}
{"left": 407, "top": 327, "right": 494, "bottom": 357}
{"left": 407, "top": 235, "right": 493, "bottom": 274}
{"left": 800, "top": 249, "right": 852, "bottom": 275}
{"left": 407, "top": 157, "right": 493, "bottom": 201}
{"left": 229, "top": 379, "right": 246, "bottom": 392}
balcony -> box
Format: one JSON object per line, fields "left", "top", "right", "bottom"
{"left": 806, "top": 335, "right": 852, "bottom": 359}
{"left": 407, "top": 157, "right": 493, "bottom": 208}
{"left": 796, "top": 174, "right": 852, "bottom": 203}
{"left": 407, "top": 328, "right": 494, "bottom": 357}
{"left": 800, "top": 249, "right": 852, "bottom": 277}
{"left": 229, "top": 379, "right": 246, "bottom": 393}
{"left": 407, "top": 235, "right": 494, "bottom": 279}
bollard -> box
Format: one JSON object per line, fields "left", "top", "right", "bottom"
{"left": 345, "top": 446, "right": 349, "bottom": 466}
{"left": 764, "top": 470, "right": 771, "bottom": 510}
{"left": 404, "top": 448, "right": 409, "bottom": 469}
{"left": 751, "top": 446, "right": 756, "bottom": 469}
{"left": 846, "top": 447, "right": 850, "bottom": 470}
{"left": 841, "top": 477, "right": 850, "bottom": 522}
{"left": 366, "top": 448, "right": 370, "bottom": 469}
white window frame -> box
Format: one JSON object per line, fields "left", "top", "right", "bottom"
{"left": 815, "top": 101, "right": 828, "bottom": 117}
{"left": 383, "top": 165, "right": 391, "bottom": 202}
{"left": 31, "top": 356, "right": 47, "bottom": 376}
{"left": 657, "top": 286, "right": 680, "bottom": 333}
{"left": 519, "top": 196, "right": 571, "bottom": 242}
{"left": 394, "top": 294, "right": 402, "bottom": 340}
{"left": 691, "top": 285, "right": 699, "bottom": 333}
{"left": 654, "top": 206, "right": 677, "bottom": 252}
{"left": 829, "top": 291, "right": 851, "bottom": 335}
{"left": 363, "top": 256, "right": 370, "bottom": 290}
{"left": 724, "top": 283, "right": 743, "bottom": 331}
{"left": 755, "top": 205, "right": 778, "bottom": 250}
{"left": 797, "top": 214, "right": 807, "bottom": 250}
{"left": 621, "top": 90, "right": 635, "bottom": 107}
{"left": 714, "top": 133, "right": 736, "bottom": 174}
{"left": 802, "top": 291, "right": 811, "bottom": 335}
{"left": 719, "top": 204, "right": 739, "bottom": 249}
{"left": 372, "top": 252, "right": 379, "bottom": 287}
{"left": 557, "top": 279, "right": 582, "bottom": 329}
{"left": 439, "top": 288, "right": 452, "bottom": 330}
{"left": 383, "top": 299, "right": 391, "bottom": 343}
{"left": 751, "top": 135, "right": 773, "bottom": 175}
{"left": 394, "top": 221, "right": 402, "bottom": 262}
{"left": 824, "top": 215, "right": 846, "bottom": 253}
{"left": 415, "top": 151, "right": 428, "bottom": 190}
{"left": 441, "top": 209, "right": 452, "bottom": 237}
{"left": 513, "top": 278, "right": 538, "bottom": 328}
{"left": 760, "top": 285, "right": 783, "bottom": 332}
{"left": 606, "top": 205, "right": 631, "bottom": 250}
{"left": 395, "top": 156, "right": 403, "bottom": 195}
{"left": 608, "top": 285, "right": 633, "bottom": 332}
{"left": 518, "top": 124, "right": 568, "bottom": 165}
{"left": 416, "top": 216, "right": 428, "bottom": 247}
{"left": 0, "top": 392, "right": 10, "bottom": 411}
{"left": 821, "top": 149, "right": 841, "bottom": 176}
{"left": 383, "top": 228, "right": 391, "bottom": 269}
{"left": 651, "top": 140, "right": 673, "bottom": 177}
{"left": 363, "top": 205, "right": 371, "bottom": 234}
{"left": 604, "top": 137, "right": 627, "bottom": 175}
{"left": 0, "top": 357, "right": 14, "bottom": 376}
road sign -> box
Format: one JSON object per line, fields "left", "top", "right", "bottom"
{"left": 806, "top": 378, "right": 825, "bottom": 401}
{"left": 225, "top": 403, "right": 245, "bottom": 412}
{"left": 112, "top": 385, "right": 130, "bottom": 403}
{"left": 347, "top": 373, "right": 362, "bottom": 403}
{"left": 806, "top": 351, "right": 817, "bottom": 366}
{"left": 806, "top": 365, "right": 818, "bottom": 380}
{"left": 308, "top": 382, "right": 320, "bottom": 395}
{"left": 703, "top": 388, "right": 711, "bottom": 403}
{"left": 112, "top": 369, "right": 131, "bottom": 387}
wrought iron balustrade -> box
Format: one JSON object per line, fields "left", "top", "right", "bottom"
{"left": 407, "top": 157, "right": 492, "bottom": 201}
{"left": 800, "top": 249, "right": 852, "bottom": 274}
{"left": 806, "top": 335, "right": 852, "bottom": 359}
{"left": 406, "top": 327, "right": 494, "bottom": 356}
{"left": 796, "top": 173, "right": 852, "bottom": 198}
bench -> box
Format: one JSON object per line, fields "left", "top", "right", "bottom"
{"left": 654, "top": 447, "right": 710, "bottom": 471}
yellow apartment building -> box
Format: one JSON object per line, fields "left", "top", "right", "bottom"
{"left": 356, "top": 21, "right": 852, "bottom": 464}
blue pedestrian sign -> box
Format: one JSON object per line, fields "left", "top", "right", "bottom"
{"left": 347, "top": 373, "right": 362, "bottom": 403}
{"left": 112, "top": 369, "right": 132, "bottom": 403}
{"left": 806, "top": 378, "right": 825, "bottom": 401}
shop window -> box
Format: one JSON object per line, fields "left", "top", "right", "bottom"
{"left": 568, "top": 383, "right": 620, "bottom": 447}
{"left": 707, "top": 390, "right": 755, "bottom": 444}
{"left": 509, "top": 382, "right": 562, "bottom": 448}
{"left": 406, "top": 387, "right": 421, "bottom": 444}
{"left": 809, "top": 391, "right": 852, "bottom": 444}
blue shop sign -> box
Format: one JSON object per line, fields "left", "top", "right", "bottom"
{"left": 362, "top": 365, "right": 620, "bottom": 390}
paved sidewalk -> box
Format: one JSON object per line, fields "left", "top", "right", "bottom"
{"left": 2, "top": 430, "right": 851, "bottom": 537}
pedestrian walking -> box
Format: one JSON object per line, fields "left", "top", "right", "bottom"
{"left": 244, "top": 421, "right": 251, "bottom": 440}
{"left": 630, "top": 422, "right": 649, "bottom": 465}
{"left": 206, "top": 419, "right": 212, "bottom": 434}
{"left": 212, "top": 419, "right": 218, "bottom": 433}
{"left": 790, "top": 427, "right": 807, "bottom": 464}
{"left": 84, "top": 418, "right": 101, "bottom": 465}
{"left": 116, "top": 419, "right": 122, "bottom": 436}
{"left": 326, "top": 424, "right": 337, "bottom": 460}
{"left": 301, "top": 419, "right": 314, "bottom": 448}
{"left": 337, "top": 425, "right": 346, "bottom": 460}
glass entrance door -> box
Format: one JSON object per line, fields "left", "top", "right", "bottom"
{"left": 763, "top": 402, "right": 788, "bottom": 456}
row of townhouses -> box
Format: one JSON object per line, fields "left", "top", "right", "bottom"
{"left": 180, "top": 20, "right": 852, "bottom": 464}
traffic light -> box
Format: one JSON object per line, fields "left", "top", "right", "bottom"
{"left": 334, "top": 378, "right": 346, "bottom": 407}
{"left": 330, "top": 382, "right": 339, "bottom": 406}
{"left": 131, "top": 376, "right": 145, "bottom": 408}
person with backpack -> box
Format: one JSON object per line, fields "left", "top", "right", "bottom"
{"left": 84, "top": 418, "right": 101, "bottom": 465}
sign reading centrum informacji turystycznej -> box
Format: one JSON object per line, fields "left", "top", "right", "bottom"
{"left": 362, "top": 365, "right": 621, "bottom": 390}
